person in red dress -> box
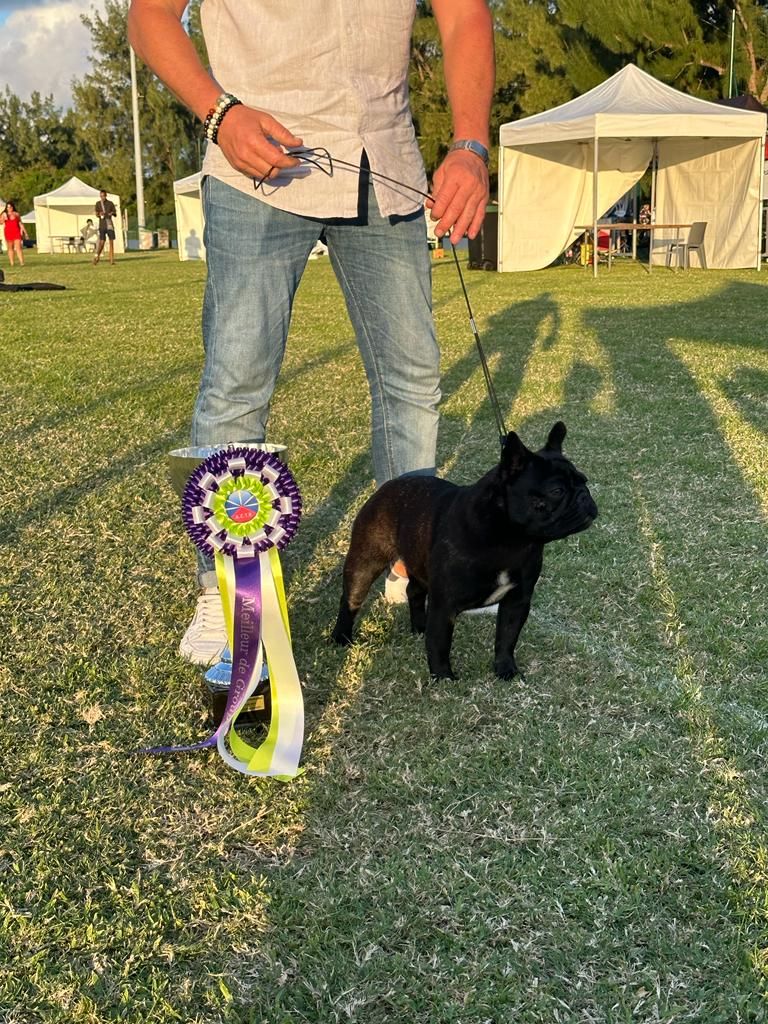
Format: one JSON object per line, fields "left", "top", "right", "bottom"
{"left": 1, "top": 201, "right": 27, "bottom": 266}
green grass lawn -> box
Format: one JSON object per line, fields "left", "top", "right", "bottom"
{"left": 2, "top": 248, "right": 768, "bottom": 1023}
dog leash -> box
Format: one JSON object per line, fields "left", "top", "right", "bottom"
{"left": 447, "top": 244, "right": 508, "bottom": 443}
{"left": 255, "top": 148, "right": 508, "bottom": 444}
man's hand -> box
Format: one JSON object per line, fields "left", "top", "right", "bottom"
{"left": 427, "top": 149, "right": 489, "bottom": 245}
{"left": 216, "top": 106, "right": 304, "bottom": 182}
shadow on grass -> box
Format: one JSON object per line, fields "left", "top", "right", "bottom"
{"left": 579, "top": 277, "right": 768, "bottom": 993}
{"left": 3, "top": 362, "right": 201, "bottom": 446}
{"left": 15, "top": 267, "right": 768, "bottom": 1019}
{"left": 1, "top": 430, "right": 185, "bottom": 547}
{"left": 720, "top": 366, "right": 768, "bottom": 436}
{"left": 245, "top": 275, "right": 768, "bottom": 1017}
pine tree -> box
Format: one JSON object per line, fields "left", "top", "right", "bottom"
{"left": 554, "top": 0, "right": 768, "bottom": 101}
{"left": 0, "top": 90, "right": 91, "bottom": 210}
{"left": 408, "top": 1, "right": 573, "bottom": 185}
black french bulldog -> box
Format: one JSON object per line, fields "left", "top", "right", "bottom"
{"left": 331, "top": 422, "right": 597, "bottom": 680}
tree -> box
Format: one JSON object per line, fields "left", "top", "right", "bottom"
{"left": 0, "top": 89, "right": 92, "bottom": 210}
{"left": 491, "top": 1, "right": 573, "bottom": 122}
{"left": 553, "top": 0, "right": 768, "bottom": 101}
{"left": 410, "top": 0, "right": 579, "bottom": 182}
{"left": 0, "top": 165, "right": 62, "bottom": 215}
{"left": 409, "top": 1, "right": 576, "bottom": 188}
{"left": 0, "top": 85, "right": 94, "bottom": 211}
{"left": 71, "top": 0, "right": 207, "bottom": 218}
{"left": 728, "top": 0, "right": 768, "bottom": 102}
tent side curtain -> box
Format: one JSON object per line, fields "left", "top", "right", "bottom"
{"left": 653, "top": 137, "right": 761, "bottom": 269}
{"left": 499, "top": 139, "right": 652, "bottom": 272}
{"left": 173, "top": 177, "right": 205, "bottom": 261}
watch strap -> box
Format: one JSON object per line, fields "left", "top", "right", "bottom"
{"left": 448, "top": 139, "right": 489, "bottom": 165}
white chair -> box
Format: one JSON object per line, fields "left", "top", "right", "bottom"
{"left": 666, "top": 222, "right": 707, "bottom": 269}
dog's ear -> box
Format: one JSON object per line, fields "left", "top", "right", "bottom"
{"left": 545, "top": 421, "right": 567, "bottom": 453}
{"left": 500, "top": 432, "right": 530, "bottom": 475}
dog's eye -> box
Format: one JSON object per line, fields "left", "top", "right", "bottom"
{"left": 549, "top": 486, "right": 565, "bottom": 499}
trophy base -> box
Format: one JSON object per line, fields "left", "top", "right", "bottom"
{"left": 203, "top": 657, "right": 272, "bottom": 728}
{"left": 203, "top": 678, "right": 272, "bottom": 729}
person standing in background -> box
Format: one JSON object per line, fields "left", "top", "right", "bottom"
{"left": 128, "top": 0, "right": 494, "bottom": 665}
{"left": 93, "top": 190, "right": 117, "bottom": 265}
{"left": 1, "top": 201, "right": 27, "bottom": 267}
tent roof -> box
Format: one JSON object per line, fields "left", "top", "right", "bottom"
{"left": 34, "top": 176, "right": 119, "bottom": 206}
{"left": 500, "top": 63, "right": 766, "bottom": 146}
{"left": 21, "top": 210, "right": 35, "bottom": 223}
{"left": 174, "top": 172, "right": 202, "bottom": 195}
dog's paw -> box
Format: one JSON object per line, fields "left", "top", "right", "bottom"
{"left": 428, "top": 663, "right": 456, "bottom": 681}
{"left": 494, "top": 658, "right": 522, "bottom": 681}
{"left": 330, "top": 627, "right": 353, "bottom": 647}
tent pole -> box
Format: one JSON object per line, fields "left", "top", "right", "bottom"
{"left": 498, "top": 144, "right": 505, "bottom": 272}
{"left": 758, "top": 134, "right": 765, "bottom": 271}
{"left": 592, "top": 136, "right": 599, "bottom": 278}
{"left": 649, "top": 140, "right": 658, "bottom": 272}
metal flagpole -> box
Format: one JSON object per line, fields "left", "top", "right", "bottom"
{"left": 130, "top": 46, "right": 146, "bottom": 236}
{"left": 728, "top": 8, "right": 737, "bottom": 99}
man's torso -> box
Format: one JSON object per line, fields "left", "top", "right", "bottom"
{"left": 200, "top": 0, "right": 426, "bottom": 218}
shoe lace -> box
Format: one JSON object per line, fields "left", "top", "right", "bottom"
{"left": 197, "top": 591, "right": 224, "bottom": 626}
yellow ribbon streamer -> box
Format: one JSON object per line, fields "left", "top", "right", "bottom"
{"left": 214, "top": 548, "right": 303, "bottom": 778}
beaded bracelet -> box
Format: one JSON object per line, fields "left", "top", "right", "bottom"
{"left": 203, "top": 92, "right": 242, "bottom": 144}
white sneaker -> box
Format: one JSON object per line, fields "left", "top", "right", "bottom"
{"left": 179, "top": 588, "right": 228, "bottom": 666}
{"left": 465, "top": 603, "right": 499, "bottom": 616}
{"left": 383, "top": 568, "right": 499, "bottom": 614}
{"left": 383, "top": 567, "right": 409, "bottom": 604}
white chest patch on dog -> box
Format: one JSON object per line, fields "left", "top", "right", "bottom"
{"left": 483, "top": 571, "right": 516, "bottom": 606}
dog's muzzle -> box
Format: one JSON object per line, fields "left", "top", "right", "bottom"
{"left": 550, "top": 487, "right": 598, "bottom": 537}
{"left": 571, "top": 487, "right": 598, "bottom": 529}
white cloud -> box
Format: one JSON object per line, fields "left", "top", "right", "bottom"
{"left": 0, "top": 1, "right": 107, "bottom": 108}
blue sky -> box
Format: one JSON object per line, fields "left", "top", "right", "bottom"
{"left": 0, "top": 1, "right": 105, "bottom": 108}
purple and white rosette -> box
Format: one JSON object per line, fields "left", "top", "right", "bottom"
{"left": 147, "top": 447, "right": 304, "bottom": 778}
{"left": 183, "top": 447, "right": 301, "bottom": 560}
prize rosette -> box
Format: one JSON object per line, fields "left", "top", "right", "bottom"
{"left": 148, "top": 447, "right": 304, "bottom": 778}
{"left": 182, "top": 447, "right": 301, "bottom": 560}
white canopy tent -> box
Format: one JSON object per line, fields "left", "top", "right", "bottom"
{"left": 173, "top": 172, "right": 206, "bottom": 261}
{"left": 172, "top": 171, "right": 329, "bottom": 262}
{"left": 33, "top": 176, "right": 123, "bottom": 255}
{"left": 498, "top": 64, "right": 766, "bottom": 274}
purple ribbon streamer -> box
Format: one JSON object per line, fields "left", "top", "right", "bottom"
{"left": 139, "top": 557, "right": 263, "bottom": 756}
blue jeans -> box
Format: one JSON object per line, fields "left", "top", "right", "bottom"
{"left": 194, "top": 175, "right": 441, "bottom": 586}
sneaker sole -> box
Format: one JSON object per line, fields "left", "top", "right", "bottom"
{"left": 178, "top": 640, "right": 227, "bottom": 667}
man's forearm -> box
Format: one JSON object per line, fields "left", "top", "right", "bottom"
{"left": 433, "top": 0, "right": 494, "bottom": 146}
{"left": 127, "top": 0, "right": 220, "bottom": 121}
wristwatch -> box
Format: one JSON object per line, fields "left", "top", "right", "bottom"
{"left": 448, "top": 139, "right": 489, "bottom": 166}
